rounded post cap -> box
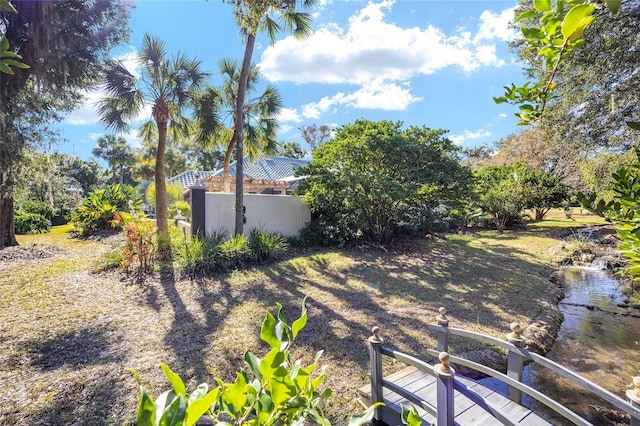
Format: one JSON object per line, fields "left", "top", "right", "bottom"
{"left": 368, "top": 326, "right": 384, "bottom": 344}
{"left": 628, "top": 376, "right": 640, "bottom": 403}
{"left": 506, "top": 322, "right": 525, "bottom": 346}
{"left": 435, "top": 351, "right": 455, "bottom": 377}
{"left": 436, "top": 306, "right": 449, "bottom": 326}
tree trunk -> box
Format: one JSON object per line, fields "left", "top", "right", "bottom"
{"left": 0, "top": 193, "right": 18, "bottom": 248}
{"left": 119, "top": 161, "right": 124, "bottom": 185}
{"left": 234, "top": 33, "right": 256, "bottom": 235}
{"left": 155, "top": 114, "right": 170, "bottom": 254}
{"left": 223, "top": 140, "right": 235, "bottom": 193}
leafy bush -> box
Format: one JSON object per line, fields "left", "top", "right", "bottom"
{"left": 131, "top": 299, "right": 380, "bottom": 426}
{"left": 220, "top": 234, "right": 250, "bottom": 269}
{"left": 70, "top": 184, "right": 141, "bottom": 234}
{"left": 171, "top": 200, "right": 191, "bottom": 221}
{"left": 18, "top": 200, "right": 53, "bottom": 219}
{"left": 121, "top": 220, "right": 156, "bottom": 273}
{"left": 248, "top": 229, "right": 288, "bottom": 262}
{"left": 14, "top": 211, "right": 50, "bottom": 234}
{"left": 297, "top": 119, "right": 473, "bottom": 244}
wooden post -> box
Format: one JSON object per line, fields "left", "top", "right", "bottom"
{"left": 435, "top": 351, "right": 455, "bottom": 426}
{"left": 436, "top": 307, "right": 449, "bottom": 352}
{"left": 368, "top": 326, "right": 384, "bottom": 421}
{"left": 190, "top": 181, "right": 207, "bottom": 239}
{"left": 626, "top": 376, "right": 640, "bottom": 426}
{"left": 506, "top": 322, "right": 525, "bottom": 404}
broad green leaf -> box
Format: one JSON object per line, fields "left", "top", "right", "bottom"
{"left": 533, "top": 0, "right": 551, "bottom": 12}
{"left": 400, "top": 404, "right": 422, "bottom": 426}
{"left": 187, "top": 383, "right": 208, "bottom": 405}
{"left": 158, "top": 395, "right": 187, "bottom": 426}
{"left": 160, "top": 363, "right": 187, "bottom": 398}
{"left": 521, "top": 27, "right": 544, "bottom": 40}
{"left": 0, "top": 63, "right": 14, "bottom": 74}
{"left": 260, "top": 348, "right": 285, "bottom": 381}
{"left": 227, "top": 372, "right": 248, "bottom": 412}
{"left": 514, "top": 10, "right": 538, "bottom": 23}
{"left": 136, "top": 387, "right": 156, "bottom": 426}
{"left": 260, "top": 310, "right": 279, "bottom": 349}
{"left": 0, "top": 0, "right": 17, "bottom": 13}
{"left": 185, "top": 388, "right": 220, "bottom": 426}
{"left": 291, "top": 297, "right": 308, "bottom": 341}
{"left": 627, "top": 121, "right": 640, "bottom": 131}
{"left": 154, "top": 390, "right": 177, "bottom": 417}
{"left": 245, "top": 351, "right": 262, "bottom": 380}
{"left": 269, "top": 374, "right": 296, "bottom": 407}
{"left": 348, "top": 403, "right": 384, "bottom": 426}
{"left": 561, "top": 4, "right": 595, "bottom": 41}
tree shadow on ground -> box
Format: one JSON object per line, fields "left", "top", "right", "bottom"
{"left": 25, "top": 324, "right": 121, "bottom": 371}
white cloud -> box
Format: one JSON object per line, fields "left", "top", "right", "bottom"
{"left": 449, "top": 129, "right": 492, "bottom": 146}
{"left": 278, "top": 107, "right": 303, "bottom": 123}
{"left": 474, "top": 8, "right": 518, "bottom": 44}
{"left": 278, "top": 124, "right": 293, "bottom": 134}
{"left": 301, "top": 79, "right": 420, "bottom": 119}
{"left": 259, "top": 0, "right": 510, "bottom": 85}
{"left": 499, "top": 113, "right": 508, "bottom": 118}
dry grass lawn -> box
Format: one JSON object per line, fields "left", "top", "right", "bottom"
{"left": 0, "top": 212, "right": 605, "bottom": 425}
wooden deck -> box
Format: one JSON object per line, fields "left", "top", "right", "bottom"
{"left": 358, "top": 366, "right": 552, "bottom": 426}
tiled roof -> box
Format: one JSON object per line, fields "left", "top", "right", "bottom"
{"left": 168, "top": 170, "right": 217, "bottom": 190}
{"left": 168, "top": 157, "right": 309, "bottom": 191}
{"left": 214, "top": 156, "right": 309, "bottom": 180}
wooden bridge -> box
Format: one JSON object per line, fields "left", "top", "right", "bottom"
{"left": 358, "top": 307, "right": 640, "bottom": 426}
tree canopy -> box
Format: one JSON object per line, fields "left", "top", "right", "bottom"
{"left": 297, "top": 119, "right": 473, "bottom": 243}
{"left": 0, "top": 0, "right": 130, "bottom": 247}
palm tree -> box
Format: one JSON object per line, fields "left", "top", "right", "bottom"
{"left": 224, "top": 0, "right": 317, "bottom": 235}
{"left": 92, "top": 134, "right": 133, "bottom": 185}
{"left": 97, "top": 34, "right": 209, "bottom": 250}
{"left": 196, "top": 57, "right": 282, "bottom": 192}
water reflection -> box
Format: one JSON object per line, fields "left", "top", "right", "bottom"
{"left": 482, "top": 268, "right": 640, "bottom": 425}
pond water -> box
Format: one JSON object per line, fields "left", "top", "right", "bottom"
{"left": 483, "top": 267, "right": 640, "bottom": 425}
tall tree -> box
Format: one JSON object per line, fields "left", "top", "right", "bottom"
{"left": 0, "top": 0, "right": 130, "bottom": 247}
{"left": 97, "top": 34, "right": 208, "bottom": 250}
{"left": 277, "top": 141, "right": 307, "bottom": 158}
{"left": 196, "top": 58, "right": 281, "bottom": 192}
{"left": 92, "top": 134, "right": 134, "bottom": 185}
{"left": 223, "top": 0, "right": 317, "bottom": 235}
{"left": 300, "top": 123, "right": 332, "bottom": 152}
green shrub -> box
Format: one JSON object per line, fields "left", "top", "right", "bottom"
{"left": 220, "top": 234, "right": 250, "bottom": 269}
{"left": 248, "top": 229, "right": 288, "bottom": 262}
{"left": 130, "top": 299, "right": 381, "bottom": 426}
{"left": 70, "top": 184, "right": 141, "bottom": 234}
{"left": 121, "top": 220, "right": 156, "bottom": 273}
{"left": 171, "top": 200, "right": 191, "bottom": 221}
{"left": 174, "top": 232, "right": 227, "bottom": 275}
{"left": 19, "top": 200, "right": 53, "bottom": 219}
{"left": 14, "top": 211, "right": 51, "bottom": 234}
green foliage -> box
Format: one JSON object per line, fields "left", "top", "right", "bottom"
{"left": 121, "top": 220, "right": 156, "bottom": 273}
{"left": 578, "top": 153, "right": 640, "bottom": 280}
{"left": 172, "top": 200, "right": 191, "bottom": 220}
{"left": 174, "top": 230, "right": 287, "bottom": 275}
{"left": 18, "top": 200, "right": 53, "bottom": 220}
{"left": 145, "top": 182, "right": 185, "bottom": 209}
{"left": 221, "top": 234, "right": 251, "bottom": 268}
{"left": 248, "top": 229, "right": 288, "bottom": 262}
{"left": 297, "top": 119, "right": 473, "bottom": 244}
{"left": 70, "top": 184, "right": 141, "bottom": 234}
{"left": 0, "top": 0, "right": 29, "bottom": 75}
{"left": 131, "top": 299, "right": 362, "bottom": 425}
{"left": 14, "top": 211, "right": 50, "bottom": 234}
{"left": 475, "top": 162, "right": 569, "bottom": 229}
{"left": 495, "top": 0, "right": 603, "bottom": 124}
{"left": 401, "top": 405, "right": 422, "bottom": 426}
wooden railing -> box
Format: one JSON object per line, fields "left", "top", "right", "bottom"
{"left": 367, "top": 307, "right": 640, "bottom": 426}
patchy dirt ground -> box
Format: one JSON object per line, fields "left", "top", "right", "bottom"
{"left": 0, "top": 226, "right": 578, "bottom": 425}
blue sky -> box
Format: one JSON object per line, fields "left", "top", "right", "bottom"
{"left": 56, "top": 0, "right": 527, "bottom": 162}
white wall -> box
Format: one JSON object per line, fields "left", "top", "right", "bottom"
{"left": 204, "top": 193, "right": 311, "bottom": 238}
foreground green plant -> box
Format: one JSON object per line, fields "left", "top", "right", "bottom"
{"left": 70, "top": 184, "right": 141, "bottom": 234}
{"left": 131, "top": 298, "right": 382, "bottom": 425}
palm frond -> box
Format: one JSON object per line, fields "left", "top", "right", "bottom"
{"left": 138, "top": 120, "right": 157, "bottom": 144}
{"left": 140, "top": 34, "right": 168, "bottom": 81}
{"left": 193, "top": 86, "right": 223, "bottom": 144}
